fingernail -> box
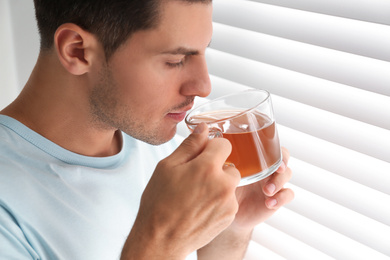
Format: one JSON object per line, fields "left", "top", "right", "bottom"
{"left": 267, "top": 199, "right": 278, "bottom": 208}
{"left": 193, "top": 123, "right": 206, "bottom": 134}
{"left": 265, "top": 183, "right": 276, "bottom": 195}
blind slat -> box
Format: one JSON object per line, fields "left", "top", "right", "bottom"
{"left": 252, "top": 224, "right": 334, "bottom": 260}
{"left": 245, "top": 240, "right": 287, "bottom": 260}
{"left": 213, "top": 0, "right": 390, "bottom": 61}
{"left": 288, "top": 158, "right": 390, "bottom": 227}
{"left": 266, "top": 208, "right": 390, "bottom": 260}
{"left": 272, "top": 96, "right": 390, "bottom": 162}
{"left": 207, "top": 50, "right": 390, "bottom": 129}
{"left": 278, "top": 125, "right": 390, "bottom": 195}
{"left": 286, "top": 184, "right": 390, "bottom": 256}
{"left": 211, "top": 23, "right": 390, "bottom": 95}
{"left": 250, "top": 0, "right": 390, "bottom": 25}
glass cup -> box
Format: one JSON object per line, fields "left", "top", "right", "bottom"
{"left": 185, "top": 89, "right": 282, "bottom": 186}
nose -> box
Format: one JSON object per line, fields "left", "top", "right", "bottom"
{"left": 180, "top": 56, "right": 211, "bottom": 98}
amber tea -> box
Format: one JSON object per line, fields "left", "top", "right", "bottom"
{"left": 188, "top": 110, "right": 281, "bottom": 179}
{"left": 185, "top": 90, "right": 282, "bottom": 186}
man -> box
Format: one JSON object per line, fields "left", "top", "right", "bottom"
{"left": 0, "top": 0, "right": 294, "bottom": 259}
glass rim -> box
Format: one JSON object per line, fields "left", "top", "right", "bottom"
{"left": 185, "top": 89, "right": 271, "bottom": 127}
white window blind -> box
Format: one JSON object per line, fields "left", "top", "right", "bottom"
{"left": 0, "top": 0, "right": 18, "bottom": 109}
{"left": 3, "top": 1, "right": 390, "bottom": 259}
{"left": 203, "top": 0, "right": 390, "bottom": 259}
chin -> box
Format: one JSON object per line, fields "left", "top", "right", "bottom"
{"left": 136, "top": 124, "right": 177, "bottom": 146}
{"left": 156, "top": 126, "right": 178, "bottom": 145}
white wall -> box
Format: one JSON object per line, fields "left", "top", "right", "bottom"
{"left": 0, "top": 0, "right": 39, "bottom": 109}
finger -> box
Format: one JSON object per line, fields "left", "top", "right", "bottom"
{"left": 265, "top": 188, "right": 295, "bottom": 210}
{"left": 263, "top": 166, "right": 292, "bottom": 196}
{"left": 276, "top": 147, "right": 290, "bottom": 173}
{"left": 168, "top": 122, "right": 209, "bottom": 164}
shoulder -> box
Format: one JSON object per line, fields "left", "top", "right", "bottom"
{"left": 0, "top": 120, "right": 42, "bottom": 195}
{"left": 0, "top": 124, "right": 24, "bottom": 172}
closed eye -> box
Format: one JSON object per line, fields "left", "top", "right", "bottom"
{"left": 166, "top": 60, "right": 185, "bottom": 68}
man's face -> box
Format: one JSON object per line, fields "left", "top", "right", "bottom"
{"left": 89, "top": 1, "right": 213, "bottom": 145}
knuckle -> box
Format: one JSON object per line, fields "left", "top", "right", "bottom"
{"left": 156, "top": 158, "right": 172, "bottom": 172}
{"left": 156, "top": 158, "right": 167, "bottom": 169}
{"left": 287, "top": 188, "right": 295, "bottom": 201}
{"left": 282, "top": 146, "right": 290, "bottom": 160}
{"left": 226, "top": 200, "right": 239, "bottom": 225}
{"left": 232, "top": 168, "right": 241, "bottom": 184}
{"left": 210, "top": 137, "right": 232, "bottom": 152}
{"left": 231, "top": 198, "right": 239, "bottom": 215}
{"left": 211, "top": 180, "right": 234, "bottom": 201}
{"left": 278, "top": 188, "right": 295, "bottom": 205}
{"left": 220, "top": 138, "right": 233, "bottom": 152}
{"left": 200, "top": 160, "right": 220, "bottom": 177}
{"left": 221, "top": 185, "right": 238, "bottom": 207}
{"left": 277, "top": 165, "right": 292, "bottom": 183}
{"left": 182, "top": 136, "right": 199, "bottom": 150}
{"left": 219, "top": 193, "right": 238, "bottom": 222}
{"left": 286, "top": 167, "right": 293, "bottom": 180}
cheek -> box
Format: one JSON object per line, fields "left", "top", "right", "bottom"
{"left": 111, "top": 58, "right": 181, "bottom": 114}
{"left": 114, "top": 74, "right": 169, "bottom": 118}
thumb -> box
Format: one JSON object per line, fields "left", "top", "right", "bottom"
{"left": 168, "top": 123, "right": 209, "bottom": 165}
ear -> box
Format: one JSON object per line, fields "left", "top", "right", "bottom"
{"left": 54, "top": 23, "right": 100, "bottom": 75}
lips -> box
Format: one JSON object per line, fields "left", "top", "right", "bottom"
{"left": 166, "top": 111, "right": 188, "bottom": 121}
{"left": 166, "top": 103, "right": 194, "bottom": 122}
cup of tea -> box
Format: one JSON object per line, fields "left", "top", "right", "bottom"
{"left": 185, "top": 89, "right": 282, "bottom": 186}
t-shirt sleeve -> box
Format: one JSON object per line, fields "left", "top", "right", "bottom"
{"left": 0, "top": 205, "right": 39, "bottom": 260}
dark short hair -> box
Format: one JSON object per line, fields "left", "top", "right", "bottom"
{"left": 33, "top": 0, "right": 211, "bottom": 59}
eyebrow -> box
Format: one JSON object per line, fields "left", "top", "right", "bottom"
{"left": 160, "top": 41, "right": 212, "bottom": 56}
{"left": 161, "top": 47, "right": 199, "bottom": 56}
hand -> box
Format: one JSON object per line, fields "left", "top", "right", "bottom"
{"left": 122, "top": 123, "right": 241, "bottom": 259}
{"left": 197, "top": 148, "right": 294, "bottom": 260}
{"left": 230, "top": 147, "right": 294, "bottom": 232}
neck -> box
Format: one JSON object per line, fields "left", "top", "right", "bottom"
{"left": 0, "top": 51, "right": 121, "bottom": 157}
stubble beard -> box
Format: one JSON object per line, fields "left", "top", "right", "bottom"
{"left": 88, "top": 64, "right": 167, "bottom": 145}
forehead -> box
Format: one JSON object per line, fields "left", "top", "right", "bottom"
{"left": 157, "top": 1, "right": 213, "bottom": 33}
{"left": 121, "top": 1, "right": 213, "bottom": 55}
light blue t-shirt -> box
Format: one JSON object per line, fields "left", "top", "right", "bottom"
{"left": 0, "top": 115, "right": 195, "bottom": 259}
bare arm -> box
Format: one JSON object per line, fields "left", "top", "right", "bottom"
{"left": 197, "top": 228, "right": 252, "bottom": 260}
{"left": 198, "top": 147, "right": 294, "bottom": 260}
